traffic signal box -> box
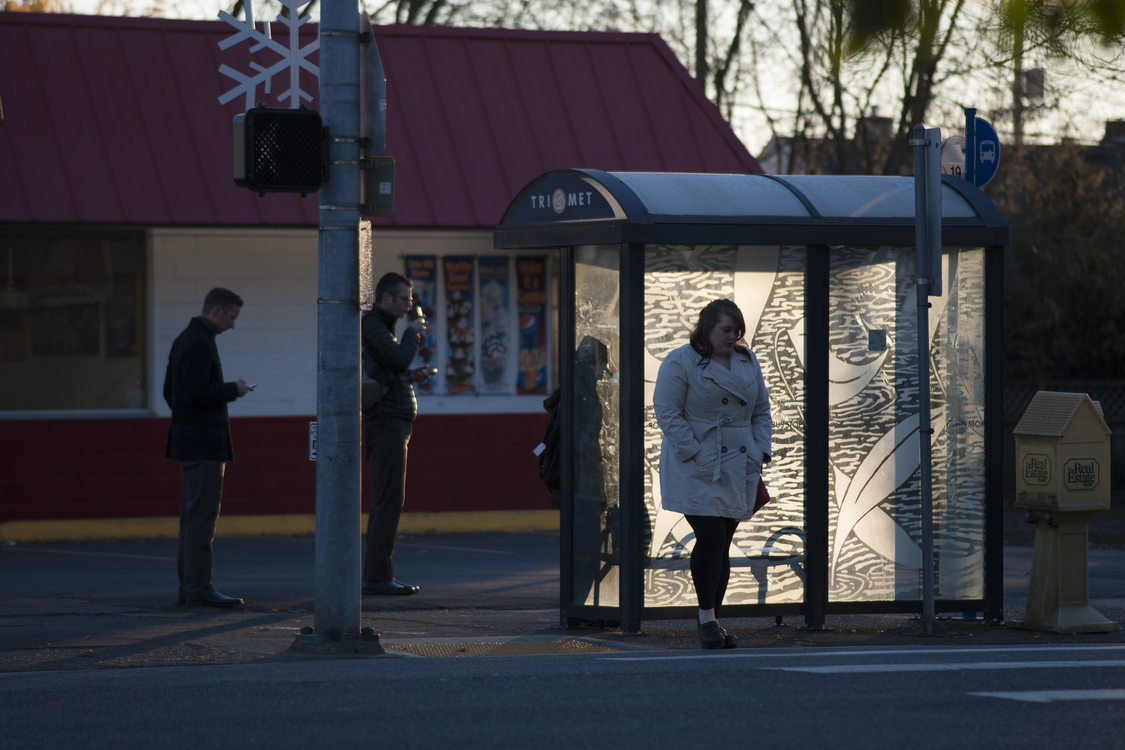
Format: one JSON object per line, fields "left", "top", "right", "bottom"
{"left": 233, "top": 107, "right": 327, "bottom": 195}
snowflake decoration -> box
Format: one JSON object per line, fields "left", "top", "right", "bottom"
{"left": 217, "top": 0, "right": 320, "bottom": 110}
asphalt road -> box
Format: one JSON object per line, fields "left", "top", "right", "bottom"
{"left": 2, "top": 526, "right": 1125, "bottom": 747}
{"left": 3, "top": 643, "right": 1124, "bottom": 748}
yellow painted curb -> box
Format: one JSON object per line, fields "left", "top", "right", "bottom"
{"left": 0, "top": 510, "right": 559, "bottom": 543}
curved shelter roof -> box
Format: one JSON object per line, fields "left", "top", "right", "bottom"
{"left": 495, "top": 169, "right": 1009, "bottom": 248}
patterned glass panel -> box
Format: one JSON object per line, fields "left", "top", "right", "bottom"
{"left": 827, "top": 246, "right": 986, "bottom": 602}
{"left": 643, "top": 245, "right": 808, "bottom": 607}
{"left": 572, "top": 245, "right": 622, "bottom": 608}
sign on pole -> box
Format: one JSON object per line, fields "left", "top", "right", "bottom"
{"left": 946, "top": 109, "right": 1000, "bottom": 187}
{"left": 913, "top": 126, "right": 942, "bottom": 297}
{"left": 970, "top": 115, "right": 1001, "bottom": 187}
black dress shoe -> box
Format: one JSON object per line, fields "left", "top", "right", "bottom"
{"left": 699, "top": 620, "right": 725, "bottom": 649}
{"left": 362, "top": 580, "right": 420, "bottom": 595}
{"left": 184, "top": 589, "right": 244, "bottom": 607}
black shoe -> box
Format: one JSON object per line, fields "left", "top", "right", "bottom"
{"left": 699, "top": 620, "right": 725, "bottom": 649}
{"left": 719, "top": 625, "right": 738, "bottom": 649}
{"left": 184, "top": 589, "right": 244, "bottom": 608}
{"left": 362, "top": 580, "right": 420, "bottom": 596}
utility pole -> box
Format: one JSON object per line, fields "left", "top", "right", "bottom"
{"left": 911, "top": 124, "right": 941, "bottom": 634}
{"left": 292, "top": 0, "right": 382, "bottom": 654}
{"left": 1012, "top": 7, "right": 1025, "bottom": 149}
{"left": 695, "top": 0, "right": 708, "bottom": 91}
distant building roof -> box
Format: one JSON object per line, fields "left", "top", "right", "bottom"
{"left": 0, "top": 13, "right": 761, "bottom": 228}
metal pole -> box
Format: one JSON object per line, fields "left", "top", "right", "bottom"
{"left": 965, "top": 107, "right": 977, "bottom": 187}
{"left": 294, "top": 0, "right": 380, "bottom": 653}
{"left": 911, "top": 125, "right": 940, "bottom": 633}
{"left": 695, "top": 0, "right": 707, "bottom": 89}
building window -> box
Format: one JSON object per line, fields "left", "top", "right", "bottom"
{"left": 0, "top": 230, "right": 147, "bottom": 412}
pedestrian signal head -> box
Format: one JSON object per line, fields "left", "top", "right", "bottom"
{"left": 233, "top": 107, "right": 326, "bottom": 196}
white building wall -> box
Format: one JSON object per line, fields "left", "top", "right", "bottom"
{"left": 149, "top": 227, "right": 545, "bottom": 418}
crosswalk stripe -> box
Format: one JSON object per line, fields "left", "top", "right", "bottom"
{"left": 970, "top": 689, "right": 1125, "bottom": 703}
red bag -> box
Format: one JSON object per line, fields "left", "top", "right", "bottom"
{"left": 754, "top": 477, "right": 771, "bottom": 512}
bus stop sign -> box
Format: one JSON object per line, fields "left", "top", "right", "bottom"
{"left": 970, "top": 116, "right": 1000, "bottom": 187}
{"left": 940, "top": 115, "right": 1000, "bottom": 188}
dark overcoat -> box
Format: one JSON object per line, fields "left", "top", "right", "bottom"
{"left": 362, "top": 307, "right": 421, "bottom": 422}
{"left": 163, "top": 317, "right": 239, "bottom": 461}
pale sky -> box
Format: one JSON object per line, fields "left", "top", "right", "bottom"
{"left": 62, "top": 1, "right": 1125, "bottom": 156}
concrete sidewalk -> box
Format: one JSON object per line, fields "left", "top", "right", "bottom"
{"left": 2, "top": 508, "right": 1124, "bottom": 672}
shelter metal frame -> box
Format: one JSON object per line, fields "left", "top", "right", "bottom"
{"left": 498, "top": 169, "right": 1009, "bottom": 632}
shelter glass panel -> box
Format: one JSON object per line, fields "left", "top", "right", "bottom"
{"left": 643, "top": 245, "right": 808, "bottom": 607}
{"left": 572, "top": 245, "right": 622, "bottom": 608}
{"left": 827, "top": 246, "right": 987, "bottom": 602}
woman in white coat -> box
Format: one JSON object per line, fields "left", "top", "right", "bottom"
{"left": 653, "top": 299, "right": 772, "bottom": 649}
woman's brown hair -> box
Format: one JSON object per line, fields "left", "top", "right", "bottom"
{"left": 688, "top": 298, "right": 748, "bottom": 362}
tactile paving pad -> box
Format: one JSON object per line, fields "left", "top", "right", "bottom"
{"left": 384, "top": 639, "right": 621, "bottom": 657}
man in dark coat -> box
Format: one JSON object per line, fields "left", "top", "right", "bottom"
{"left": 362, "top": 272, "right": 434, "bottom": 595}
{"left": 163, "top": 287, "right": 251, "bottom": 607}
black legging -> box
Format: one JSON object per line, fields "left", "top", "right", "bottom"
{"left": 684, "top": 515, "right": 740, "bottom": 611}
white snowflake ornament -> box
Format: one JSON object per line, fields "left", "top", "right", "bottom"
{"left": 217, "top": 0, "right": 320, "bottom": 110}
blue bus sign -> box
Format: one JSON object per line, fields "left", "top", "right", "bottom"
{"left": 965, "top": 110, "right": 1000, "bottom": 187}
{"left": 972, "top": 116, "right": 1000, "bottom": 186}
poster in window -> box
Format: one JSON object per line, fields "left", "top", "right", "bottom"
{"left": 105, "top": 274, "right": 138, "bottom": 357}
{"left": 32, "top": 303, "right": 99, "bottom": 356}
{"left": 478, "top": 256, "right": 511, "bottom": 393}
{"left": 516, "top": 256, "right": 548, "bottom": 394}
{"left": 404, "top": 255, "right": 438, "bottom": 394}
{"left": 0, "top": 312, "right": 29, "bottom": 362}
{"left": 443, "top": 256, "right": 476, "bottom": 394}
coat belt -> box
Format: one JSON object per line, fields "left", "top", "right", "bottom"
{"left": 687, "top": 418, "right": 751, "bottom": 482}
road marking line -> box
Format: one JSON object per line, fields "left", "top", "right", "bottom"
{"left": 766, "top": 660, "right": 1125, "bottom": 674}
{"left": 970, "top": 689, "right": 1125, "bottom": 703}
{"left": 604, "top": 644, "right": 1125, "bottom": 662}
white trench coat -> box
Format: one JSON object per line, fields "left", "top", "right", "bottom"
{"left": 653, "top": 343, "right": 772, "bottom": 521}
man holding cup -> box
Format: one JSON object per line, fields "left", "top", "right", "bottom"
{"left": 361, "top": 272, "right": 437, "bottom": 595}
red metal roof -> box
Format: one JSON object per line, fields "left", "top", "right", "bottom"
{"left": 0, "top": 13, "right": 761, "bottom": 228}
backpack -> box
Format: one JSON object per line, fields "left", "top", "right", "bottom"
{"left": 538, "top": 407, "right": 561, "bottom": 491}
{"left": 537, "top": 387, "right": 561, "bottom": 493}
{"left": 361, "top": 312, "right": 388, "bottom": 413}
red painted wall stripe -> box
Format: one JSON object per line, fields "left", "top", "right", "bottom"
{"left": 0, "top": 414, "right": 551, "bottom": 523}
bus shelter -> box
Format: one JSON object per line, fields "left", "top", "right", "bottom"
{"left": 494, "top": 169, "right": 1009, "bottom": 631}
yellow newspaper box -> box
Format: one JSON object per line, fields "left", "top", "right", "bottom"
{"left": 1014, "top": 391, "right": 1110, "bottom": 512}
{"left": 1011, "top": 391, "right": 1116, "bottom": 633}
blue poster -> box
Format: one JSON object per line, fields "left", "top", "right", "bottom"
{"left": 443, "top": 256, "right": 476, "bottom": 395}
{"left": 404, "top": 255, "right": 438, "bottom": 394}
{"left": 478, "top": 256, "right": 511, "bottom": 393}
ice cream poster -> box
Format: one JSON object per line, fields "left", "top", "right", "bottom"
{"left": 516, "top": 256, "right": 548, "bottom": 395}
{"left": 478, "top": 256, "right": 511, "bottom": 393}
{"left": 443, "top": 256, "right": 477, "bottom": 395}
{"left": 404, "top": 255, "right": 438, "bottom": 394}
